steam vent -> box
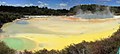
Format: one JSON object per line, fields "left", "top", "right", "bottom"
{"left": 75, "top": 7, "right": 114, "bottom": 19}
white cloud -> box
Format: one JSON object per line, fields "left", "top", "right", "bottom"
{"left": 59, "top": 3, "right": 67, "bottom": 7}
{"left": 0, "top": 1, "right": 34, "bottom": 7}
{"left": 106, "top": 0, "right": 111, "bottom": 1}
{"left": 0, "top": 1, "right": 6, "bottom": 5}
{"left": 57, "top": 3, "right": 68, "bottom": 9}
{"left": 24, "top": 4, "right": 33, "bottom": 6}
{"left": 38, "top": 1, "right": 48, "bottom": 7}
{"left": 116, "top": 0, "right": 120, "bottom": 3}
{"left": 98, "top": 0, "right": 111, "bottom": 2}
{"left": 96, "top": 0, "right": 111, "bottom": 2}
{"left": 0, "top": 1, "right": 35, "bottom": 7}
{"left": 38, "top": 1, "right": 43, "bottom": 3}
{"left": 38, "top": 3, "right": 48, "bottom": 7}
{"left": 9, "top": 4, "right": 34, "bottom": 7}
{"left": 2, "top": 2, "right": 6, "bottom": 4}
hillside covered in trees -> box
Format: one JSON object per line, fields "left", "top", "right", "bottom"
{"left": 0, "top": 5, "right": 69, "bottom": 15}
{"left": 0, "top": 4, "right": 120, "bottom": 16}
{"left": 0, "top": 41, "right": 15, "bottom": 54}
{"left": 69, "top": 4, "right": 120, "bottom": 15}
{"left": 0, "top": 12, "right": 22, "bottom": 28}
{"left": 1, "top": 4, "right": 120, "bottom": 27}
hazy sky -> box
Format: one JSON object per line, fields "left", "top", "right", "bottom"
{"left": 0, "top": 0, "right": 120, "bottom": 9}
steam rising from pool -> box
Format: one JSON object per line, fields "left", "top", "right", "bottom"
{"left": 75, "top": 7, "right": 114, "bottom": 19}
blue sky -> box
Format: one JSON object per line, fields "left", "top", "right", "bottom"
{"left": 0, "top": 0, "right": 120, "bottom": 9}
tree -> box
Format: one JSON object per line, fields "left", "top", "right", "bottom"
{"left": 0, "top": 41, "right": 15, "bottom": 54}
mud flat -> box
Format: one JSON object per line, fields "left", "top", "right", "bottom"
{"left": 1, "top": 16, "right": 120, "bottom": 51}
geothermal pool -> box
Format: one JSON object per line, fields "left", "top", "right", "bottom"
{"left": 0, "top": 16, "right": 120, "bottom": 51}
{"left": 1, "top": 37, "right": 36, "bottom": 50}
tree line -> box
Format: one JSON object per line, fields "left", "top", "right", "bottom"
{"left": 0, "top": 12, "right": 22, "bottom": 28}
{"left": 0, "top": 5, "right": 69, "bottom": 15}
{"left": 1, "top": 4, "right": 120, "bottom": 16}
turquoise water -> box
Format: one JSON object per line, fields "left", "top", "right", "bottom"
{"left": 1, "top": 37, "right": 36, "bottom": 50}
{"left": 15, "top": 20, "right": 29, "bottom": 25}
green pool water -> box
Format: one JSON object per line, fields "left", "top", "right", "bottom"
{"left": 1, "top": 37, "right": 36, "bottom": 51}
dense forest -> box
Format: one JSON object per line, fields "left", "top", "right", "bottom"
{"left": 0, "top": 4, "right": 120, "bottom": 16}
{"left": 0, "top": 4, "right": 120, "bottom": 54}
{"left": 0, "top": 4, "right": 120, "bottom": 28}
{"left": 0, "top": 41, "right": 15, "bottom": 54}
{"left": 0, "top": 12, "right": 22, "bottom": 28}
{"left": 0, "top": 5, "right": 69, "bottom": 15}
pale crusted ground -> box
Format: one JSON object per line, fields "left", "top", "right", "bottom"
{"left": 1, "top": 16, "right": 120, "bottom": 51}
